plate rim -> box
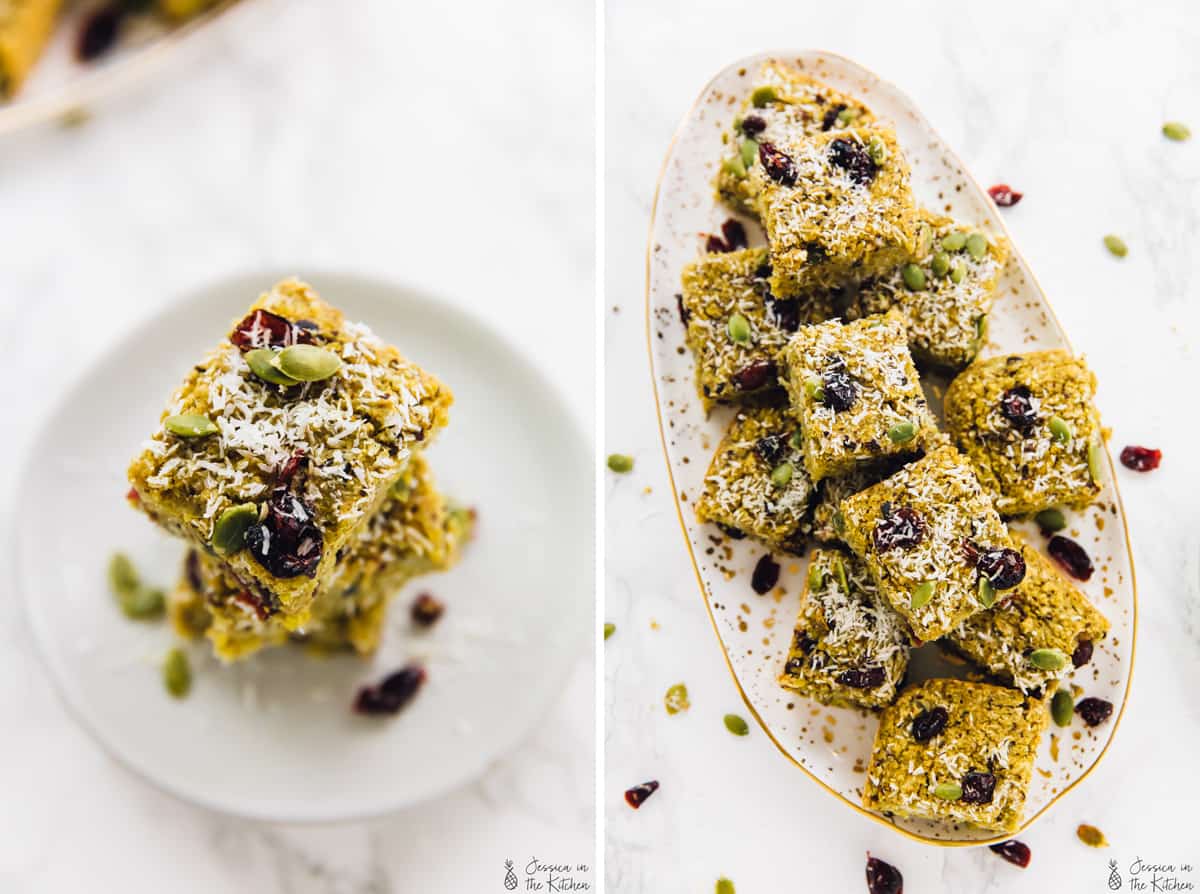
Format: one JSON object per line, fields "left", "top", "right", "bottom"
{"left": 0, "top": 0, "right": 246, "bottom": 138}
{"left": 643, "top": 48, "right": 1139, "bottom": 847}
{"left": 13, "top": 268, "right": 593, "bottom": 824}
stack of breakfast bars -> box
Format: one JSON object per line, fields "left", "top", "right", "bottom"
{"left": 683, "top": 60, "right": 1111, "bottom": 833}
{"left": 126, "top": 279, "right": 470, "bottom": 662}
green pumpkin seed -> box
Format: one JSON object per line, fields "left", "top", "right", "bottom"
{"left": 164, "top": 413, "right": 218, "bottom": 438}
{"left": 731, "top": 116, "right": 744, "bottom": 133}
{"left": 740, "top": 138, "right": 758, "bottom": 168}
{"left": 930, "top": 251, "right": 951, "bottom": 278}
{"left": 941, "top": 231, "right": 967, "bottom": 252}
{"left": 211, "top": 503, "right": 259, "bottom": 556}
{"left": 949, "top": 261, "right": 966, "bottom": 284}
{"left": 832, "top": 556, "right": 849, "bottom": 594}
{"left": 807, "top": 563, "right": 824, "bottom": 591}
{"left": 1029, "top": 648, "right": 1068, "bottom": 671}
{"left": 122, "top": 586, "right": 165, "bottom": 620}
{"left": 832, "top": 510, "right": 845, "bottom": 535}
{"left": 789, "top": 429, "right": 803, "bottom": 450}
{"left": 974, "top": 315, "right": 988, "bottom": 344}
{"left": 836, "top": 106, "right": 861, "bottom": 125}
{"left": 804, "top": 377, "right": 825, "bottom": 402}
{"left": 770, "top": 462, "right": 794, "bottom": 488}
{"left": 607, "top": 453, "right": 634, "bottom": 474}
{"left": 727, "top": 312, "right": 752, "bottom": 344}
{"left": 1051, "top": 688, "right": 1074, "bottom": 727}
{"left": 163, "top": 647, "right": 192, "bottom": 699}
{"left": 108, "top": 552, "right": 140, "bottom": 596}
{"left": 1163, "top": 121, "right": 1191, "bottom": 141}
{"left": 275, "top": 344, "right": 342, "bottom": 382}
{"left": 664, "top": 682, "right": 691, "bottom": 715}
{"left": 910, "top": 581, "right": 935, "bottom": 610}
{"left": 867, "top": 136, "right": 888, "bottom": 165}
{"left": 1035, "top": 508, "right": 1067, "bottom": 533}
{"left": 1087, "top": 440, "right": 1104, "bottom": 483}
{"left": 966, "top": 232, "right": 988, "bottom": 259}
{"left": 751, "top": 86, "right": 778, "bottom": 108}
{"left": 1103, "top": 234, "right": 1127, "bottom": 258}
{"left": 916, "top": 224, "right": 933, "bottom": 257}
{"left": 245, "top": 347, "right": 300, "bottom": 386}
{"left": 724, "top": 713, "right": 750, "bottom": 736}
{"left": 716, "top": 878, "right": 736, "bottom": 894}
{"left": 977, "top": 575, "right": 996, "bottom": 608}
{"left": 887, "top": 420, "right": 917, "bottom": 444}
{"left": 722, "top": 155, "right": 747, "bottom": 178}
{"left": 604, "top": 622, "right": 616, "bottom": 640}
{"left": 901, "top": 263, "right": 926, "bottom": 291}
{"left": 1048, "top": 415, "right": 1073, "bottom": 445}
{"left": 933, "top": 782, "right": 962, "bottom": 801}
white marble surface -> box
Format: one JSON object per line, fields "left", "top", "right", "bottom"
{"left": 0, "top": 1, "right": 594, "bottom": 891}
{"left": 605, "top": 1, "right": 1200, "bottom": 891}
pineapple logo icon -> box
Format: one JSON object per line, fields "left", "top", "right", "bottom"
{"left": 1108, "top": 859, "right": 1122, "bottom": 890}
{"left": 504, "top": 859, "right": 519, "bottom": 891}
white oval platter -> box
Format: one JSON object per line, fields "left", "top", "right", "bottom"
{"left": 646, "top": 50, "right": 1136, "bottom": 845}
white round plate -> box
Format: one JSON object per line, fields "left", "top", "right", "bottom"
{"left": 647, "top": 51, "right": 1136, "bottom": 845}
{"left": 16, "top": 271, "right": 591, "bottom": 822}
{"left": 0, "top": 1, "right": 239, "bottom": 136}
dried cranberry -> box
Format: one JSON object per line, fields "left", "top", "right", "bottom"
{"left": 794, "top": 632, "right": 816, "bottom": 654}
{"left": 705, "top": 234, "right": 731, "bottom": 253}
{"left": 1072, "top": 638, "right": 1094, "bottom": 668}
{"left": 741, "top": 114, "right": 766, "bottom": 136}
{"left": 751, "top": 554, "right": 781, "bottom": 595}
{"left": 998, "top": 386, "right": 1038, "bottom": 433}
{"left": 675, "top": 294, "right": 690, "bottom": 326}
{"left": 754, "top": 261, "right": 772, "bottom": 281}
{"left": 987, "top": 184, "right": 1024, "bottom": 207}
{"left": 828, "top": 138, "right": 877, "bottom": 185}
{"left": 822, "top": 359, "right": 858, "bottom": 412}
{"left": 758, "top": 142, "right": 798, "bottom": 186}
{"left": 865, "top": 855, "right": 903, "bottom": 894}
{"left": 354, "top": 664, "right": 426, "bottom": 716}
{"left": 1119, "top": 445, "right": 1161, "bottom": 471}
{"left": 767, "top": 298, "right": 800, "bottom": 332}
{"left": 78, "top": 7, "right": 123, "bottom": 61}
{"left": 624, "top": 780, "right": 659, "bottom": 809}
{"left": 1047, "top": 535, "right": 1094, "bottom": 581}
{"left": 821, "top": 103, "right": 846, "bottom": 132}
{"left": 229, "top": 309, "right": 314, "bottom": 352}
{"left": 244, "top": 490, "right": 323, "bottom": 579}
{"left": 911, "top": 706, "right": 948, "bottom": 743}
{"left": 185, "top": 550, "right": 203, "bottom": 592}
{"left": 872, "top": 507, "right": 926, "bottom": 552}
{"left": 717, "top": 523, "right": 745, "bottom": 540}
{"left": 277, "top": 448, "right": 308, "bottom": 488}
{"left": 976, "top": 547, "right": 1026, "bottom": 590}
{"left": 989, "top": 840, "right": 1031, "bottom": 868}
{"left": 961, "top": 771, "right": 996, "bottom": 804}
{"left": 1075, "top": 697, "right": 1113, "bottom": 727}
{"left": 835, "top": 666, "right": 885, "bottom": 690}
{"left": 411, "top": 593, "right": 445, "bottom": 627}
{"left": 233, "top": 589, "right": 271, "bottom": 621}
{"left": 755, "top": 434, "right": 786, "bottom": 464}
{"left": 731, "top": 360, "right": 777, "bottom": 392}
{"left": 721, "top": 219, "right": 748, "bottom": 250}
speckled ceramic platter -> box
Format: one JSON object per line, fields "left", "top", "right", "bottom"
{"left": 646, "top": 51, "right": 1136, "bottom": 845}
{"left": 0, "top": 0, "right": 240, "bottom": 136}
